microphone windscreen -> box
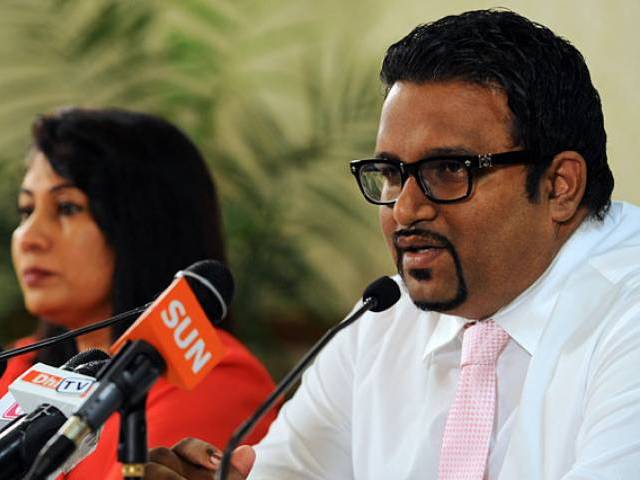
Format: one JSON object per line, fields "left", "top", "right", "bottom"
{"left": 362, "top": 276, "right": 401, "bottom": 312}
{"left": 61, "top": 349, "right": 110, "bottom": 371}
{"left": 180, "top": 260, "right": 235, "bottom": 323}
{"left": 73, "top": 359, "right": 110, "bottom": 378}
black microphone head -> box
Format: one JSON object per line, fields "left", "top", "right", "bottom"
{"left": 60, "top": 349, "right": 110, "bottom": 371}
{"left": 362, "top": 276, "right": 401, "bottom": 312}
{"left": 72, "top": 358, "right": 111, "bottom": 377}
{"left": 176, "top": 260, "right": 235, "bottom": 324}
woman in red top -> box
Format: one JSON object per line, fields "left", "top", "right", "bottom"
{"left": 2, "top": 108, "right": 276, "bottom": 479}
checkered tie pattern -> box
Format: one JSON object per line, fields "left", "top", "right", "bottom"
{"left": 438, "top": 320, "right": 510, "bottom": 480}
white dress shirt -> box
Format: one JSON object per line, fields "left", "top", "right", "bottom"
{"left": 251, "top": 201, "right": 640, "bottom": 479}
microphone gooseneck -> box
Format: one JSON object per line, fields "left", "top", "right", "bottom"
{"left": 0, "top": 306, "right": 150, "bottom": 363}
{"left": 216, "top": 276, "right": 401, "bottom": 480}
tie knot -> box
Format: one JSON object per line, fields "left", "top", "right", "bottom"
{"left": 460, "top": 320, "right": 509, "bottom": 366}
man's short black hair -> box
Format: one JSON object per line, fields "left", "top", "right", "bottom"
{"left": 381, "top": 9, "right": 614, "bottom": 220}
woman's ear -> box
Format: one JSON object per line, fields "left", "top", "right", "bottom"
{"left": 542, "top": 151, "right": 588, "bottom": 223}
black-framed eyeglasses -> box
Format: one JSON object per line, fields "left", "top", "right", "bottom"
{"left": 349, "top": 150, "right": 533, "bottom": 205}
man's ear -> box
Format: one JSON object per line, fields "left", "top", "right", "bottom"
{"left": 542, "top": 151, "right": 587, "bottom": 223}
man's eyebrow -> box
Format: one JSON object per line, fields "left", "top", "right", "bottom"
{"left": 374, "top": 147, "right": 476, "bottom": 162}
{"left": 423, "top": 147, "right": 476, "bottom": 157}
{"left": 19, "top": 182, "right": 77, "bottom": 195}
{"left": 374, "top": 151, "right": 401, "bottom": 162}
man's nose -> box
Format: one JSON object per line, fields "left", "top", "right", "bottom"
{"left": 392, "top": 176, "right": 438, "bottom": 227}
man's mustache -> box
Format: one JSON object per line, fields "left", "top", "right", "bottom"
{"left": 393, "top": 229, "right": 452, "bottom": 251}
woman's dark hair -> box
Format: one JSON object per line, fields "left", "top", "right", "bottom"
{"left": 380, "top": 9, "right": 614, "bottom": 220}
{"left": 30, "top": 107, "right": 229, "bottom": 365}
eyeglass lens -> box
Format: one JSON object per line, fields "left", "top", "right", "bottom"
{"left": 359, "top": 159, "right": 470, "bottom": 203}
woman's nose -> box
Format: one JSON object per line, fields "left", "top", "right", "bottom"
{"left": 13, "top": 209, "right": 53, "bottom": 253}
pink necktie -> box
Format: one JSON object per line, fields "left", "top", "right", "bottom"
{"left": 438, "top": 320, "right": 510, "bottom": 480}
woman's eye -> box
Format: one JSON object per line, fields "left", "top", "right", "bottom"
{"left": 58, "top": 202, "right": 83, "bottom": 216}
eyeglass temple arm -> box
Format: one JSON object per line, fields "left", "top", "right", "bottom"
{"left": 473, "top": 151, "right": 533, "bottom": 169}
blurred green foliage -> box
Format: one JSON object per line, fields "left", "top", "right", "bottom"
{"left": 0, "top": 0, "right": 394, "bottom": 372}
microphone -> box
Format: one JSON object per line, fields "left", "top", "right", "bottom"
{"left": 0, "top": 349, "right": 109, "bottom": 480}
{"left": 0, "top": 350, "right": 107, "bottom": 434}
{"left": 217, "top": 276, "right": 401, "bottom": 480}
{"left": 0, "top": 349, "right": 109, "bottom": 433}
{"left": 9, "top": 349, "right": 109, "bottom": 417}
{"left": 27, "top": 260, "right": 234, "bottom": 480}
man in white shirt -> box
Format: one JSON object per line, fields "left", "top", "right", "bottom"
{"left": 146, "top": 9, "right": 640, "bottom": 480}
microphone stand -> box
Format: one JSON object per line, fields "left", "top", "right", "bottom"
{"left": 216, "top": 297, "right": 377, "bottom": 480}
{"left": 119, "top": 393, "right": 148, "bottom": 480}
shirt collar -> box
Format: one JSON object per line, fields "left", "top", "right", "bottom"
{"left": 420, "top": 259, "right": 562, "bottom": 360}
{"left": 422, "top": 313, "right": 465, "bottom": 360}
{"left": 421, "top": 203, "right": 624, "bottom": 359}
{"left": 494, "top": 206, "right": 624, "bottom": 355}
{"left": 491, "top": 263, "right": 559, "bottom": 355}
